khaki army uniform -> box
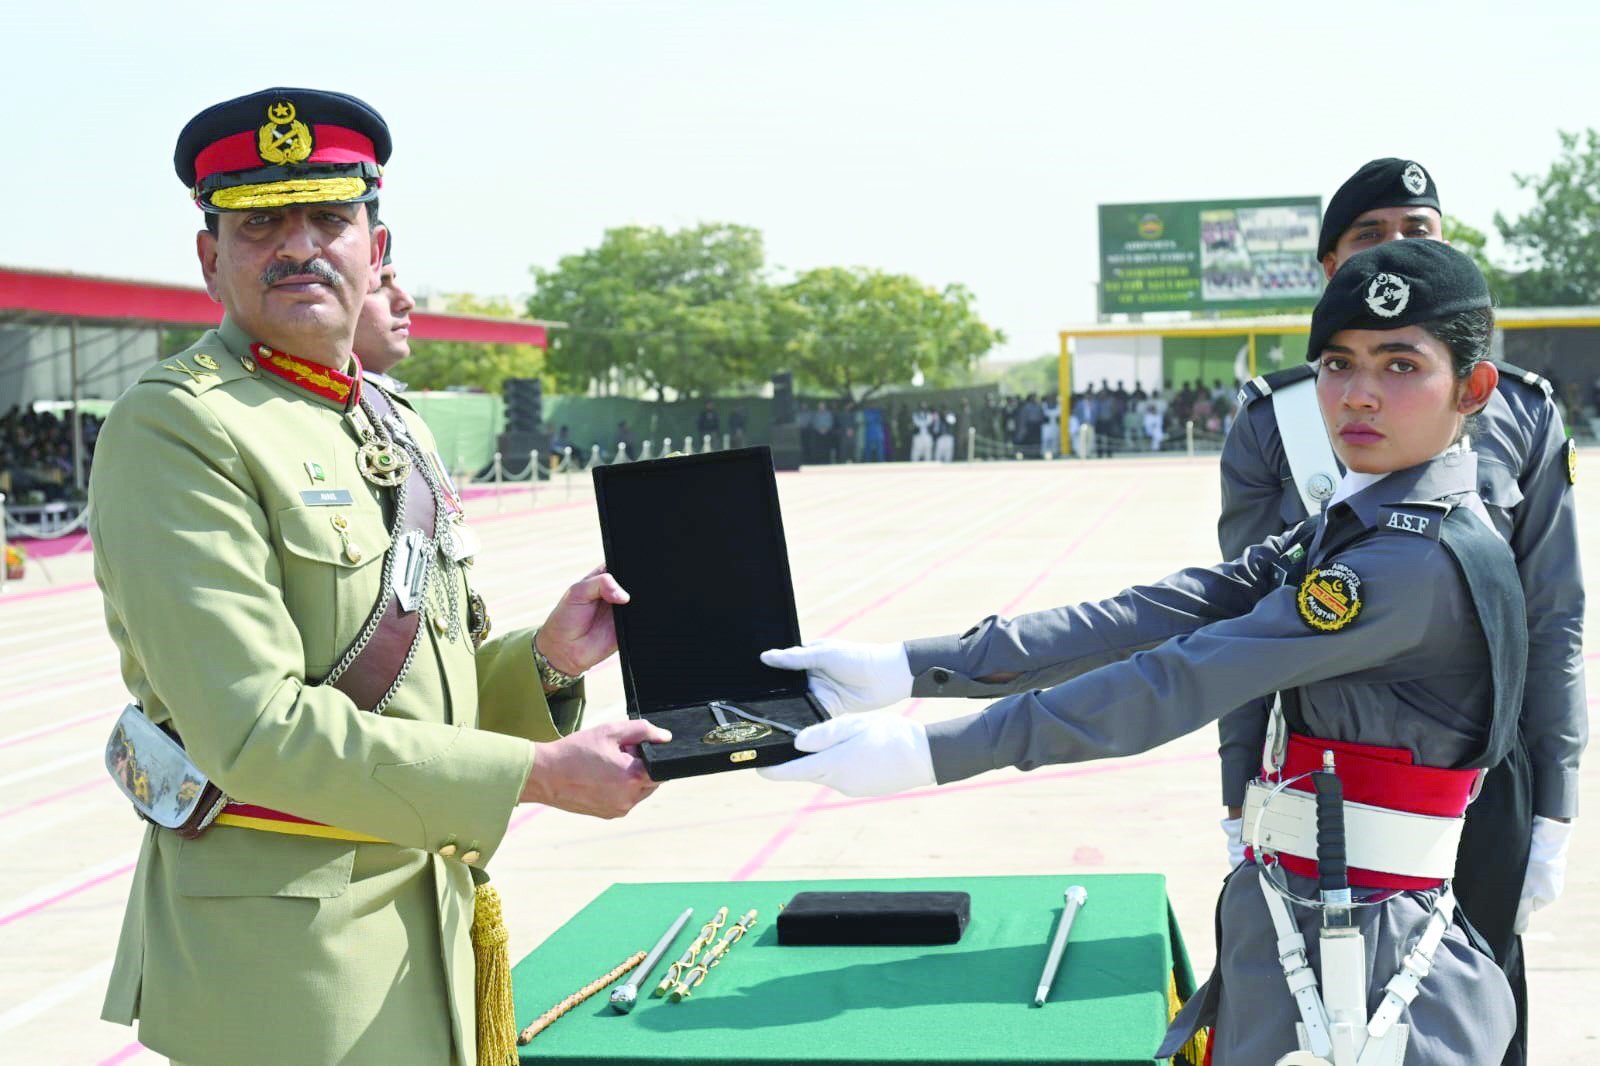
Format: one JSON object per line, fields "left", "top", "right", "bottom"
{"left": 90, "top": 316, "right": 582, "bottom": 1065}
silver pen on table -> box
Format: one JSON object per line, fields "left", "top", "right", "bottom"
{"left": 609, "top": 907, "right": 696, "bottom": 1013}
{"left": 1032, "top": 885, "right": 1089, "bottom": 1007}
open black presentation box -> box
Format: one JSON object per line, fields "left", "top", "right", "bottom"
{"left": 592, "top": 447, "right": 827, "bottom": 781}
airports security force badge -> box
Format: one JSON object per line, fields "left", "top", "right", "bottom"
{"left": 1298, "top": 562, "right": 1363, "bottom": 632}
{"left": 1567, "top": 438, "right": 1578, "bottom": 486}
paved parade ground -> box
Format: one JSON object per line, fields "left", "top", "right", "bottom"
{"left": 2, "top": 455, "right": 1595, "bottom": 1064}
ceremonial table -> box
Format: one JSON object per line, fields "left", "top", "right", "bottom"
{"left": 512, "top": 874, "right": 1199, "bottom": 1066}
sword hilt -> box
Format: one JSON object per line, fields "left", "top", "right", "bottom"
{"left": 1311, "top": 751, "right": 1349, "bottom": 919}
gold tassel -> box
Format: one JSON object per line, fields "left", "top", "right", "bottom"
{"left": 472, "top": 883, "right": 518, "bottom": 1066}
{"left": 1166, "top": 972, "right": 1210, "bottom": 1066}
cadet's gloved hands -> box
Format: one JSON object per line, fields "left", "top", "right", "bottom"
{"left": 1221, "top": 816, "right": 1245, "bottom": 868}
{"left": 1514, "top": 815, "right": 1574, "bottom": 933}
{"left": 522, "top": 719, "right": 670, "bottom": 819}
{"left": 758, "top": 714, "right": 935, "bottom": 798}
{"left": 759, "top": 639, "right": 913, "bottom": 715}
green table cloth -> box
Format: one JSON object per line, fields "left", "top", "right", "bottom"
{"left": 512, "top": 874, "right": 1200, "bottom": 1066}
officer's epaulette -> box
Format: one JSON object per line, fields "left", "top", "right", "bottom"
{"left": 1236, "top": 363, "right": 1315, "bottom": 408}
{"left": 1375, "top": 500, "right": 1450, "bottom": 541}
{"left": 138, "top": 337, "right": 253, "bottom": 396}
{"left": 1492, "top": 360, "right": 1554, "bottom": 401}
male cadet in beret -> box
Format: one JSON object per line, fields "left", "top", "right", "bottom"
{"left": 355, "top": 223, "right": 416, "bottom": 393}
{"left": 90, "top": 88, "right": 670, "bottom": 1066}
{"left": 1215, "top": 157, "right": 1584, "bottom": 1065}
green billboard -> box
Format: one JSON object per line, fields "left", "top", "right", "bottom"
{"left": 1098, "top": 197, "right": 1323, "bottom": 315}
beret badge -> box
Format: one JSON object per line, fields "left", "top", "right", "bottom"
{"left": 1401, "top": 162, "right": 1428, "bottom": 196}
{"left": 1364, "top": 273, "right": 1411, "bottom": 319}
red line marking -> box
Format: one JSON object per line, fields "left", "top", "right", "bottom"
{"left": 0, "top": 776, "right": 105, "bottom": 820}
{"left": 0, "top": 579, "right": 98, "bottom": 604}
{"left": 0, "top": 860, "right": 136, "bottom": 930}
{"left": 95, "top": 1042, "right": 146, "bottom": 1065}
{"left": 507, "top": 805, "right": 548, "bottom": 833}
{"left": 0, "top": 708, "right": 112, "bottom": 750}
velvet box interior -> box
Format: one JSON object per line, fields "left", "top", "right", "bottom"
{"left": 592, "top": 447, "right": 826, "bottom": 781}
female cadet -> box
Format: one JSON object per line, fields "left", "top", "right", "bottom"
{"left": 760, "top": 240, "right": 1523, "bottom": 1065}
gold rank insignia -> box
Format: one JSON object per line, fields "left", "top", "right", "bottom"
{"left": 195, "top": 353, "right": 220, "bottom": 371}
{"left": 1567, "top": 438, "right": 1578, "bottom": 486}
{"left": 257, "top": 101, "right": 314, "bottom": 166}
{"left": 1298, "top": 563, "right": 1363, "bottom": 632}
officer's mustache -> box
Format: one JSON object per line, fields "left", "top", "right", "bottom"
{"left": 260, "top": 258, "right": 345, "bottom": 288}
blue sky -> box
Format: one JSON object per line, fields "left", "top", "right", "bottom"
{"left": 6, "top": 0, "right": 1595, "bottom": 361}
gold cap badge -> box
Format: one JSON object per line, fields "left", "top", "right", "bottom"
{"left": 257, "top": 101, "right": 314, "bottom": 166}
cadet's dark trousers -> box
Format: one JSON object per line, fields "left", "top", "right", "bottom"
{"left": 1455, "top": 739, "right": 1532, "bottom": 1066}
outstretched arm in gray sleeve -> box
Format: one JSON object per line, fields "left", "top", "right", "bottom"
{"left": 1510, "top": 413, "right": 1587, "bottom": 819}
{"left": 904, "top": 530, "right": 1297, "bottom": 701}
{"left": 923, "top": 536, "right": 1445, "bottom": 785}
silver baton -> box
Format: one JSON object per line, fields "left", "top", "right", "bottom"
{"left": 610, "top": 907, "right": 695, "bottom": 1013}
{"left": 1032, "top": 885, "right": 1089, "bottom": 1007}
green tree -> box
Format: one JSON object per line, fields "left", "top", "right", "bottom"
{"left": 529, "top": 223, "right": 774, "bottom": 399}
{"left": 771, "top": 267, "right": 1003, "bottom": 401}
{"left": 1492, "top": 128, "right": 1600, "bottom": 306}
{"left": 401, "top": 294, "right": 545, "bottom": 392}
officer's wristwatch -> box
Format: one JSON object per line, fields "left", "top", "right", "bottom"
{"left": 531, "top": 629, "right": 582, "bottom": 691}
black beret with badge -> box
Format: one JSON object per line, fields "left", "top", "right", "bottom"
{"left": 1317, "top": 158, "right": 1440, "bottom": 260}
{"left": 1306, "top": 239, "right": 1491, "bottom": 360}
{"left": 175, "top": 88, "right": 391, "bottom": 212}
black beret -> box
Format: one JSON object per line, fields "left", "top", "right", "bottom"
{"left": 1317, "top": 158, "right": 1439, "bottom": 260}
{"left": 174, "top": 88, "right": 391, "bottom": 212}
{"left": 1307, "top": 240, "right": 1489, "bottom": 360}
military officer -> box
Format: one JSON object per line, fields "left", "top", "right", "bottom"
{"left": 354, "top": 223, "right": 416, "bottom": 391}
{"left": 91, "top": 88, "right": 669, "bottom": 1066}
{"left": 1215, "top": 158, "right": 1582, "bottom": 1065}
{"left": 760, "top": 241, "right": 1524, "bottom": 1064}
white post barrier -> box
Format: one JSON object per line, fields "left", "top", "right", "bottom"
{"left": 492, "top": 451, "right": 504, "bottom": 512}
{"left": 529, "top": 450, "right": 539, "bottom": 506}
{"left": 616, "top": 442, "right": 629, "bottom": 463}
{"left": 639, "top": 440, "right": 655, "bottom": 461}
{"left": 663, "top": 437, "right": 674, "bottom": 455}
{"left": 1185, "top": 420, "right": 1195, "bottom": 457}
{"left": 722, "top": 433, "right": 731, "bottom": 451}
{"left": 703, "top": 434, "right": 714, "bottom": 453}
{"left": 967, "top": 427, "right": 976, "bottom": 463}
{"left": 589, "top": 444, "right": 604, "bottom": 467}
{"left": 563, "top": 447, "right": 574, "bottom": 500}
{"left": 1078, "top": 424, "right": 1094, "bottom": 459}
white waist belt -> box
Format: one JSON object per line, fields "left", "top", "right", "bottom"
{"left": 1241, "top": 780, "right": 1464, "bottom": 881}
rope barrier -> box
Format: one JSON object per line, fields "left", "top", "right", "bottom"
{"left": 3, "top": 503, "right": 91, "bottom": 540}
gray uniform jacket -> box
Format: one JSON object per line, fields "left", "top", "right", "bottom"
{"left": 903, "top": 451, "right": 1519, "bottom": 1063}
{"left": 1217, "top": 365, "right": 1585, "bottom": 817}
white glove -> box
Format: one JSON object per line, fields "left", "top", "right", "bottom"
{"left": 1221, "top": 817, "right": 1245, "bottom": 868}
{"left": 1514, "top": 816, "right": 1574, "bottom": 934}
{"left": 757, "top": 714, "right": 935, "bottom": 798}
{"left": 760, "top": 639, "right": 914, "bottom": 715}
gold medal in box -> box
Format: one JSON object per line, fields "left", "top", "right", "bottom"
{"left": 592, "top": 447, "right": 827, "bottom": 780}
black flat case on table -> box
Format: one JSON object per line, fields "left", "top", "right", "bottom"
{"left": 776, "top": 891, "right": 972, "bottom": 945}
{"left": 592, "top": 447, "right": 826, "bottom": 781}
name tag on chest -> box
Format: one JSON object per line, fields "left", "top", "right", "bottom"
{"left": 300, "top": 488, "right": 355, "bottom": 507}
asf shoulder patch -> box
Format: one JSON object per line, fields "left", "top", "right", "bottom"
{"left": 1376, "top": 505, "right": 1444, "bottom": 541}
{"left": 1298, "top": 563, "right": 1363, "bottom": 632}
{"left": 1567, "top": 438, "right": 1578, "bottom": 486}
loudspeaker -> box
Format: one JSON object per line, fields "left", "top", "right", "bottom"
{"left": 771, "top": 372, "right": 795, "bottom": 425}
{"left": 769, "top": 423, "right": 802, "bottom": 471}
{"left": 504, "top": 378, "right": 543, "bottom": 433}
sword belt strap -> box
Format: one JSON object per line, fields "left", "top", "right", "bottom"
{"left": 1258, "top": 873, "right": 1334, "bottom": 1058}
{"left": 1270, "top": 376, "right": 1342, "bottom": 517}
{"left": 325, "top": 385, "right": 439, "bottom": 712}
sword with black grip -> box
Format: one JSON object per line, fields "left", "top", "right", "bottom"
{"left": 1311, "top": 750, "right": 1351, "bottom": 929}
